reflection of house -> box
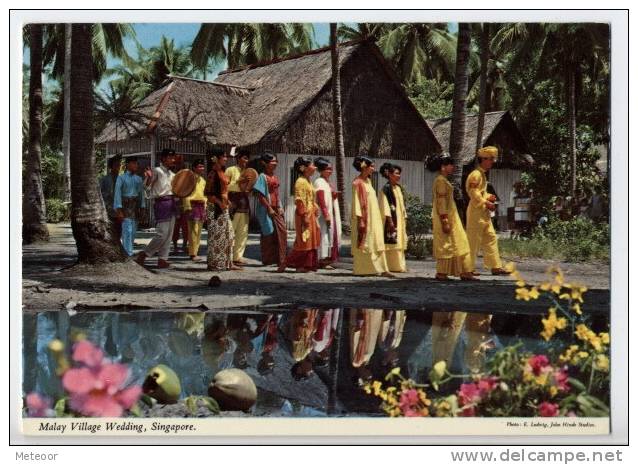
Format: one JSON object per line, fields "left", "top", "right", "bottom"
{"left": 98, "top": 40, "right": 441, "bottom": 228}
{"left": 426, "top": 111, "right": 533, "bottom": 229}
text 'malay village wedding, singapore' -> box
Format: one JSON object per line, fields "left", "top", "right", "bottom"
{"left": 19, "top": 20, "right": 612, "bottom": 435}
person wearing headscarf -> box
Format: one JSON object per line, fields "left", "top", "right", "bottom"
{"left": 253, "top": 152, "right": 288, "bottom": 267}
{"left": 351, "top": 156, "right": 393, "bottom": 277}
{"left": 279, "top": 157, "right": 321, "bottom": 273}
{"left": 378, "top": 163, "right": 408, "bottom": 273}
{"left": 313, "top": 157, "right": 342, "bottom": 269}
{"left": 226, "top": 148, "right": 251, "bottom": 266}
{"left": 465, "top": 146, "right": 511, "bottom": 276}
{"left": 427, "top": 155, "right": 475, "bottom": 281}
{"left": 205, "top": 147, "right": 241, "bottom": 271}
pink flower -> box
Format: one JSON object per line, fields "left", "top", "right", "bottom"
{"left": 399, "top": 389, "right": 421, "bottom": 416}
{"left": 539, "top": 401, "right": 559, "bottom": 417}
{"left": 552, "top": 368, "right": 570, "bottom": 392}
{"left": 477, "top": 376, "right": 499, "bottom": 395}
{"left": 458, "top": 383, "right": 482, "bottom": 406}
{"left": 460, "top": 405, "right": 476, "bottom": 417}
{"left": 62, "top": 340, "right": 141, "bottom": 417}
{"left": 528, "top": 355, "right": 550, "bottom": 376}
{"left": 26, "top": 392, "right": 51, "bottom": 417}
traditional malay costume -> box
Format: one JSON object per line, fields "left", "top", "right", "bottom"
{"left": 351, "top": 157, "right": 390, "bottom": 276}
{"left": 378, "top": 163, "right": 408, "bottom": 272}
{"left": 182, "top": 168, "right": 207, "bottom": 260}
{"left": 137, "top": 150, "right": 177, "bottom": 268}
{"left": 288, "top": 309, "right": 319, "bottom": 380}
{"left": 281, "top": 158, "right": 321, "bottom": 272}
{"left": 349, "top": 309, "right": 383, "bottom": 382}
{"left": 205, "top": 163, "right": 235, "bottom": 271}
{"left": 377, "top": 309, "right": 406, "bottom": 367}
{"left": 313, "top": 158, "right": 342, "bottom": 268}
{"left": 253, "top": 163, "right": 287, "bottom": 267}
{"left": 226, "top": 160, "right": 250, "bottom": 264}
{"left": 113, "top": 163, "right": 145, "bottom": 256}
{"left": 432, "top": 173, "right": 473, "bottom": 279}
{"left": 465, "top": 146, "right": 510, "bottom": 275}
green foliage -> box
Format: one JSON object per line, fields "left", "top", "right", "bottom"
{"left": 500, "top": 217, "right": 609, "bottom": 262}
{"left": 405, "top": 78, "right": 453, "bottom": 119}
{"left": 405, "top": 194, "right": 432, "bottom": 259}
{"left": 45, "top": 198, "right": 69, "bottom": 223}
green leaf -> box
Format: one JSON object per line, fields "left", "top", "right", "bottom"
{"left": 567, "top": 377, "right": 587, "bottom": 393}
{"left": 184, "top": 396, "right": 198, "bottom": 415}
{"left": 54, "top": 397, "right": 67, "bottom": 417}
{"left": 201, "top": 396, "right": 220, "bottom": 414}
{"left": 129, "top": 403, "right": 142, "bottom": 418}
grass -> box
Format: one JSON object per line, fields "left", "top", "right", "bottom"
{"left": 499, "top": 236, "right": 610, "bottom": 262}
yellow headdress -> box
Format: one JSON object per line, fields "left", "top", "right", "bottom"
{"left": 477, "top": 146, "right": 499, "bottom": 159}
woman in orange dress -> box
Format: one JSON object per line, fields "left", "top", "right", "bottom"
{"left": 278, "top": 157, "right": 321, "bottom": 273}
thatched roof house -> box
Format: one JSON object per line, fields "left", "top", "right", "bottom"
{"left": 426, "top": 110, "right": 532, "bottom": 168}
{"left": 98, "top": 40, "right": 442, "bottom": 227}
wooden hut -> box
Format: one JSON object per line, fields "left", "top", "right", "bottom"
{"left": 426, "top": 110, "right": 532, "bottom": 229}
{"left": 97, "top": 39, "right": 441, "bottom": 228}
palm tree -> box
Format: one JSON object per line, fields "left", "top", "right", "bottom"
{"left": 475, "top": 23, "right": 490, "bottom": 152}
{"left": 330, "top": 23, "right": 347, "bottom": 223}
{"left": 191, "top": 23, "right": 315, "bottom": 70}
{"left": 23, "top": 24, "right": 49, "bottom": 244}
{"left": 68, "top": 24, "right": 127, "bottom": 264}
{"left": 376, "top": 23, "right": 458, "bottom": 84}
{"left": 493, "top": 23, "right": 609, "bottom": 197}
{"left": 448, "top": 23, "right": 472, "bottom": 205}
{"left": 94, "top": 80, "right": 147, "bottom": 143}
{"left": 337, "top": 23, "right": 387, "bottom": 42}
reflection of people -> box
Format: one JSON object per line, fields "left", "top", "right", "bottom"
{"left": 205, "top": 147, "right": 241, "bottom": 271}
{"left": 100, "top": 156, "right": 122, "bottom": 238}
{"left": 377, "top": 310, "right": 406, "bottom": 368}
{"left": 226, "top": 148, "right": 251, "bottom": 266}
{"left": 288, "top": 309, "right": 319, "bottom": 380}
{"left": 113, "top": 157, "right": 145, "bottom": 256}
{"left": 351, "top": 156, "right": 393, "bottom": 277}
{"left": 312, "top": 309, "right": 340, "bottom": 367}
{"left": 465, "top": 146, "right": 510, "bottom": 276}
{"left": 431, "top": 311, "right": 493, "bottom": 374}
{"left": 349, "top": 309, "right": 383, "bottom": 383}
{"left": 279, "top": 157, "right": 321, "bottom": 273}
{"left": 313, "top": 158, "right": 342, "bottom": 269}
{"left": 136, "top": 149, "right": 177, "bottom": 269}
{"left": 182, "top": 159, "right": 207, "bottom": 261}
{"left": 428, "top": 155, "right": 475, "bottom": 281}
{"left": 378, "top": 163, "right": 408, "bottom": 273}
{"left": 253, "top": 153, "right": 287, "bottom": 267}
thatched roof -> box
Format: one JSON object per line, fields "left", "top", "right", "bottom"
{"left": 96, "top": 77, "right": 251, "bottom": 145}
{"left": 427, "top": 110, "right": 531, "bottom": 166}
{"left": 98, "top": 40, "right": 440, "bottom": 159}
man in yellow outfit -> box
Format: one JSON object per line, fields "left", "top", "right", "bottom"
{"left": 182, "top": 160, "right": 207, "bottom": 261}
{"left": 465, "top": 146, "right": 511, "bottom": 275}
{"left": 226, "top": 148, "right": 251, "bottom": 265}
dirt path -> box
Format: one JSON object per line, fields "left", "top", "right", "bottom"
{"left": 22, "top": 223, "right": 610, "bottom": 314}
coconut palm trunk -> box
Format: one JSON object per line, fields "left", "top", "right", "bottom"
{"left": 330, "top": 23, "right": 347, "bottom": 224}
{"left": 23, "top": 23, "right": 49, "bottom": 244}
{"left": 62, "top": 23, "right": 71, "bottom": 202}
{"left": 567, "top": 67, "right": 577, "bottom": 198}
{"left": 449, "top": 23, "right": 472, "bottom": 208}
{"left": 69, "top": 24, "right": 127, "bottom": 263}
{"left": 475, "top": 23, "right": 490, "bottom": 152}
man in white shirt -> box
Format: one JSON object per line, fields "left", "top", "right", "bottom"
{"left": 135, "top": 149, "right": 177, "bottom": 268}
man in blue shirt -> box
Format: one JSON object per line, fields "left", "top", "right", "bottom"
{"left": 114, "top": 157, "right": 146, "bottom": 256}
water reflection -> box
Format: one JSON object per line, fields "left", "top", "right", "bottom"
{"left": 22, "top": 308, "right": 607, "bottom": 417}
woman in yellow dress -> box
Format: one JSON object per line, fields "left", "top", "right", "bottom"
{"left": 351, "top": 156, "right": 393, "bottom": 277}
{"left": 279, "top": 156, "right": 321, "bottom": 273}
{"left": 378, "top": 163, "right": 408, "bottom": 272}
{"left": 427, "top": 155, "right": 476, "bottom": 281}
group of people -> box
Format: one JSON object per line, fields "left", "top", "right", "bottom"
{"left": 100, "top": 144, "right": 512, "bottom": 280}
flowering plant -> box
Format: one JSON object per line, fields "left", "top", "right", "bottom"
{"left": 24, "top": 337, "right": 142, "bottom": 418}
{"left": 364, "top": 265, "right": 610, "bottom": 418}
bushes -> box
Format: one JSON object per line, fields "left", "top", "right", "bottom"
{"left": 501, "top": 217, "right": 609, "bottom": 262}
{"left": 405, "top": 194, "right": 432, "bottom": 259}
{"left": 45, "top": 198, "right": 69, "bottom": 223}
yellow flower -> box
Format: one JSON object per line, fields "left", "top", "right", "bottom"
{"left": 529, "top": 287, "right": 540, "bottom": 299}
{"left": 363, "top": 383, "right": 372, "bottom": 394}
{"left": 572, "top": 302, "right": 582, "bottom": 315}
{"left": 540, "top": 282, "right": 552, "bottom": 291}
{"left": 540, "top": 308, "right": 568, "bottom": 341}
{"left": 549, "top": 386, "right": 558, "bottom": 398}
{"left": 575, "top": 324, "right": 590, "bottom": 341}
{"left": 599, "top": 332, "right": 610, "bottom": 345}
{"left": 372, "top": 381, "right": 383, "bottom": 396}
{"left": 432, "top": 361, "right": 447, "bottom": 378}
{"left": 516, "top": 280, "right": 526, "bottom": 287}
{"left": 577, "top": 351, "right": 590, "bottom": 359}
{"left": 594, "top": 354, "right": 610, "bottom": 372}
{"left": 516, "top": 287, "right": 540, "bottom": 301}
{"left": 559, "top": 345, "right": 580, "bottom": 363}
{"left": 47, "top": 339, "right": 64, "bottom": 353}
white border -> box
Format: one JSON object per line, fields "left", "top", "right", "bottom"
{"left": 7, "top": 8, "right": 629, "bottom": 447}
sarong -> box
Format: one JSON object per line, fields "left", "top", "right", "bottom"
{"left": 260, "top": 212, "right": 287, "bottom": 266}
{"left": 207, "top": 204, "right": 234, "bottom": 271}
